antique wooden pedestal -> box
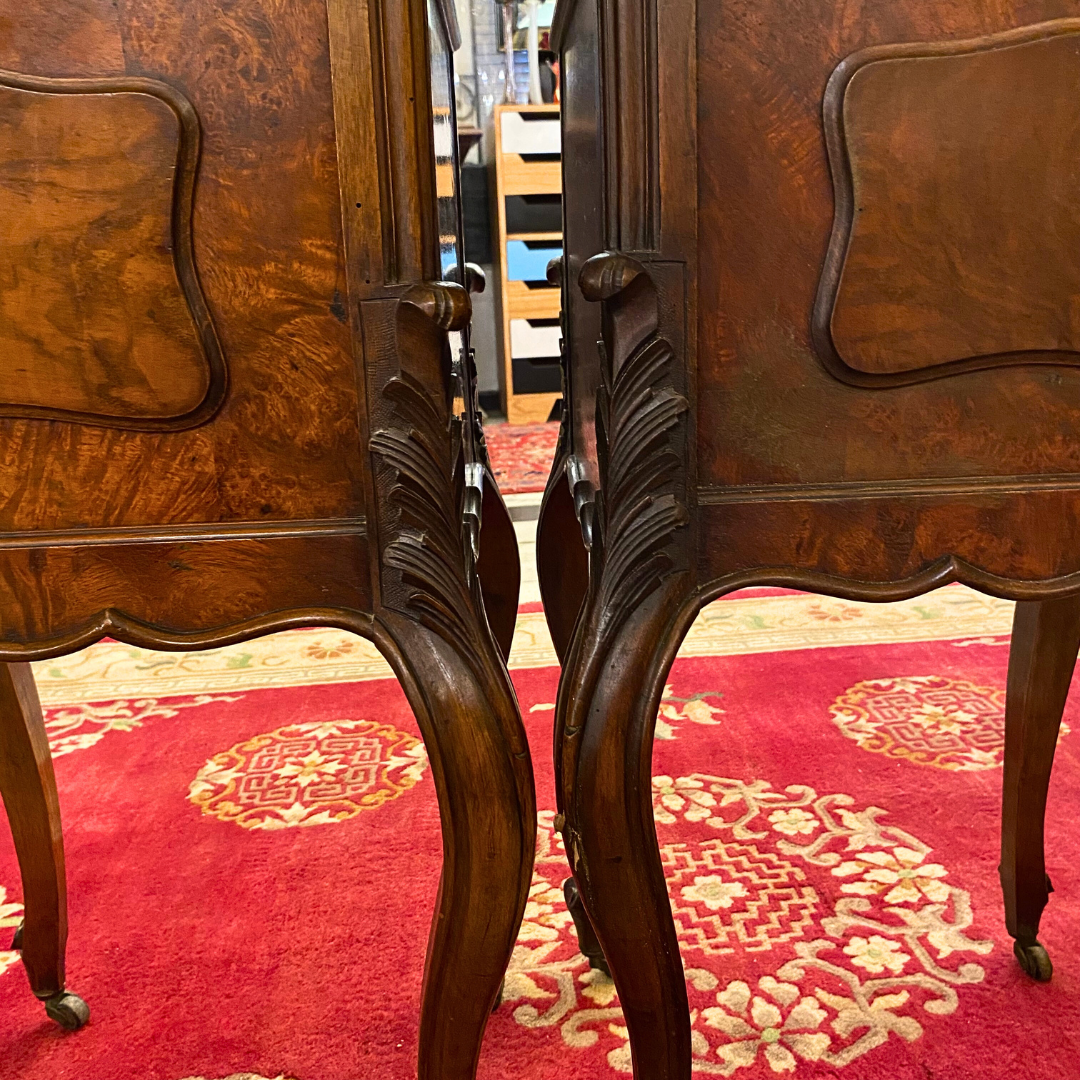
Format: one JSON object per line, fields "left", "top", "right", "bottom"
{"left": 540, "top": 7, "right": 1080, "bottom": 1078}
{"left": 0, "top": 1, "right": 533, "bottom": 1076}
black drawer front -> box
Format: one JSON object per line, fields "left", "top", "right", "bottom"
{"left": 462, "top": 164, "right": 492, "bottom": 263}
{"left": 511, "top": 356, "right": 562, "bottom": 394}
{"left": 505, "top": 194, "right": 562, "bottom": 235}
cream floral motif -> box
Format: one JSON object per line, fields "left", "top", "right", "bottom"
{"left": 842, "top": 935, "right": 910, "bottom": 975}
{"left": 829, "top": 674, "right": 1067, "bottom": 771}
{"left": 681, "top": 876, "right": 748, "bottom": 912}
{"left": 0, "top": 885, "right": 23, "bottom": 978}
{"left": 664, "top": 839, "right": 819, "bottom": 955}
{"left": 189, "top": 719, "right": 427, "bottom": 829}
{"left": 500, "top": 780, "right": 992, "bottom": 1075}
{"left": 654, "top": 776, "right": 717, "bottom": 824}
{"left": 832, "top": 847, "right": 950, "bottom": 904}
{"left": 44, "top": 696, "right": 243, "bottom": 757}
{"left": 768, "top": 809, "right": 819, "bottom": 837}
{"left": 656, "top": 685, "right": 725, "bottom": 740}
{"left": 703, "top": 977, "right": 830, "bottom": 1072}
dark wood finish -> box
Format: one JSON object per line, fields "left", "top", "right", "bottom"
{"left": 536, "top": 394, "right": 590, "bottom": 663}
{"left": 563, "top": 876, "right": 610, "bottom": 976}
{"left": 1000, "top": 595, "right": 1080, "bottom": 981}
{"left": 0, "top": 664, "right": 66, "bottom": 1000}
{"left": 818, "top": 21, "right": 1080, "bottom": 384}
{"left": 477, "top": 469, "right": 522, "bottom": 663}
{"left": 536, "top": 465, "right": 589, "bottom": 663}
{"left": 546, "top": 4, "right": 1080, "bottom": 1077}
{"left": 0, "top": 1, "right": 533, "bottom": 1073}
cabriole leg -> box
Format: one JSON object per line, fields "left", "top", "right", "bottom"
{"left": 558, "top": 586, "right": 694, "bottom": 1080}
{"left": 378, "top": 616, "right": 535, "bottom": 1080}
{"left": 1000, "top": 595, "right": 1080, "bottom": 981}
{"left": 0, "top": 662, "right": 88, "bottom": 1029}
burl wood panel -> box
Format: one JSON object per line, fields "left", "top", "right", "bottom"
{"left": 0, "top": 0, "right": 366, "bottom": 532}
{"left": 0, "top": 76, "right": 220, "bottom": 423}
{"left": 0, "top": 533, "right": 372, "bottom": 655}
{"left": 697, "top": 3, "right": 1080, "bottom": 492}
{"left": 820, "top": 22, "right": 1080, "bottom": 379}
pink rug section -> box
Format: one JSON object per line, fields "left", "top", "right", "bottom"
{"left": 486, "top": 422, "right": 560, "bottom": 494}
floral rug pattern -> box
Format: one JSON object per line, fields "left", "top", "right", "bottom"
{"left": 505, "top": 774, "right": 993, "bottom": 1075}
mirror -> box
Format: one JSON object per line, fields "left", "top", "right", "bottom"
{"left": 426, "top": 0, "right": 465, "bottom": 280}
{"left": 497, "top": 0, "right": 556, "bottom": 50}
{"left": 426, "top": 0, "right": 486, "bottom": 553}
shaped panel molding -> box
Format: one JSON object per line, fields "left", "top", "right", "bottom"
{"left": 815, "top": 20, "right": 1080, "bottom": 387}
{"left": 0, "top": 70, "right": 225, "bottom": 428}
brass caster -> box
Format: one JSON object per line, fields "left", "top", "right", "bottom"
{"left": 1014, "top": 939, "right": 1053, "bottom": 982}
{"left": 43, "top": 991, "right": 90, "bottom": 1031}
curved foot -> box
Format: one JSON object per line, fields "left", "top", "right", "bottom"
{"left": 1014, "top": 939, "right": 1053, "bottom": 982}
{"left": 43, "top": 991, "right": 89, "bottom": 1030}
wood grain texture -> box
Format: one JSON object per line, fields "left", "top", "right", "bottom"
{"left": 0, "top": 663, "right": 66, "bottom": 999}
{"left": 0, "top": 0, "right": 365, "bottom": 533}
{"left": 0, "top": 0, "right": 125, "bottom": 76}
{"left": 0, "top": 532, "right": 372, "bottom": 657}
{"left": 697, "top": 0, "right": 1080, "bottom": 505}
{"left": 551, "top": 256, "right": 695, "bottom": 1078}
{"left": 1000, "top": 595, "right": 1080, "bottom": 980}
{"left": 819, "top": 21, "right": 1080, "bottom": 382}
{"left": 548, "top": 2, "right": 1080, "bottom": 1077}
{"left": 0, "top": 1, "right": 531, "bottom": 1069}
{"left": 0, "top": 72, "right": 225, "bottom": 426}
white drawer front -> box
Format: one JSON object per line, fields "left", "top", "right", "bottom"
{"left": 500, "top": 112, "right": 561, "bottom": 155}
{"left": 510, "top": 318, "right": 561, "bottom": 359}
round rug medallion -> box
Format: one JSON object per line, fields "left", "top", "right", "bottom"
{"left": 188, "top": 718, "right": 427, "bottom": 830}
{"left": 829, "top": 675, "right": 1010, "bottom": 770}
{"left": 503, "top": 776, "right": 992, "bottom": 1075}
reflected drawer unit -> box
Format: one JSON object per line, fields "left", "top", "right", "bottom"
{"left": 500, "top": 110, "right": 561, "bottom": 155}
{"left": 495, "top": 103, "right": 564, "bottom": 423}
{"left": 506, "top": 240, "right": 563, "bottom": 282}
{"left": 510, "top": 317, "right": 561, "bottom": 358}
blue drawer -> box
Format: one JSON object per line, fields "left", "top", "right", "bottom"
{"left": 506, "top": 239, "right": 562, "bottom": 282}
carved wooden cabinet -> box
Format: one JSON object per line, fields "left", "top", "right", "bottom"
{"left": 540, "top": 5, "right": 1080, "bottom": 1078}
{"left": 0, "top": 1, "right": 533, "bottom": 1075}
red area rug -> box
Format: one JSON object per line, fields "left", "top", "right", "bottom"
{"left": 484, "top": 422, "right": 559, "bottom": 494}
{"left": 1, "top": 595, "right": 1079, "bottom": 1079}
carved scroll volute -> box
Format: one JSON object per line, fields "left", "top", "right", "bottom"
{"left": 400, "top": 280, "right": 471, "bottom": 331}
{"left": 578, "top": 251, "right": 689, "bottom": 632}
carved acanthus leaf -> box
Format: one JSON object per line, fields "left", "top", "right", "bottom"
{"left": 371, "top": 371, "right": 483, "bottom": 656}
{"left": 591, "top": 269, "right": 689, "bottom": 627}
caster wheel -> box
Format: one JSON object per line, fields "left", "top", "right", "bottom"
{"left": 43, "top": 992, "right": 90, "bottom": 1031}
{"left": 11, "top": 920, "right": 22, "bottom": 951}
{"left": 1014, "top": 940, "right": 1053, "bottom": 982}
